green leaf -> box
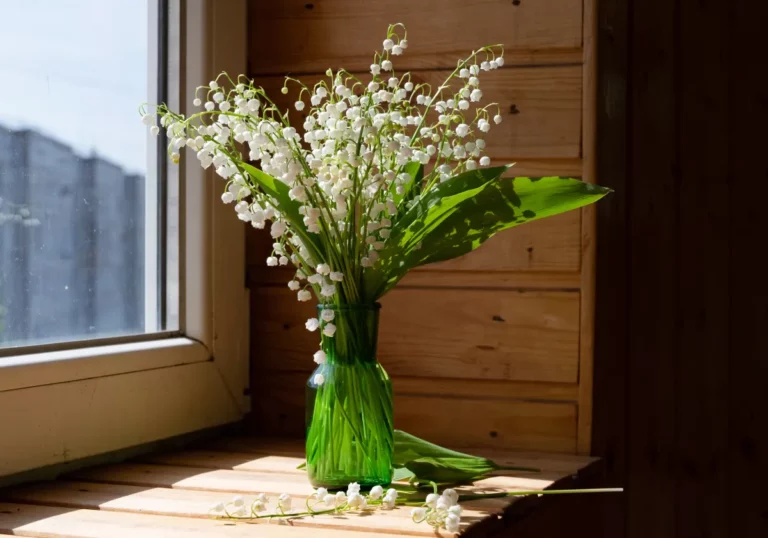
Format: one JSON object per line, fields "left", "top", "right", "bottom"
{"left": 393, "top": 430, "right": 539, "bottom": 485}
{"left": 391, "top": 162, "right": 424, "bottom": 208}
{"left": 393, "top": 466, "right": 416, "bottom": 482}
{"left": 296, "top": 461, "right": 307, "bottom": 470}
{"left": 240, "top": 162, "right": 322, "bottom": 255}
{"left": 363, "top": 165, "right": 510, "bottom": 300}
{"left": 365, "top": 173, "right": 611, "bottom": 299}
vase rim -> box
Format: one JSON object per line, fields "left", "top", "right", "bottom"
{"left": 316, "top": 302, "right": 381, "bottom": 312}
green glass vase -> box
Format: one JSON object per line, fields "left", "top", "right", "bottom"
{"left": 306, "top": 303, "right": 394, "bottom": 488}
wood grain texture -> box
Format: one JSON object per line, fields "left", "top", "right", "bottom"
{"left": 728, "top": 5, "right": 768, "bottom": 538}
{"left": 250, "top": 287, "right": 580, "bottom": 383}
{"left": 200, "top": 436, "right": 596, "bottom": 476}
{"left": 250, "top": 372, "right": 577, "bottom": 453}
{"left": 590, "top": 0, "right": 630, "bottom": 534}
{"left": 429, "top": 211, "right": 581, "bottom": 273}
{"left": 626, "top": 1, "right": 678, "bottom": 537}
{"left": 0, "top": 485, "right": 488, "bottom": 537}
{"left": 0, "top": 438, "right": 599, "bottom": 537}
{"left": 675, "top": 0, "right": 730, "bottom": 536}
{"left": 0, "top": 502, "right": 406, "bottom": 538}
{"left": 576, "top": 0, "right": 597, "bottom": 456}
{"left": 0, "top": 362, "right": 241, "bottom": 478}
{"left": 256, "top": 66, "right": 582, "bottom": 160}
{"left": 247, "top": 0, "right": 583, "bottom": 74}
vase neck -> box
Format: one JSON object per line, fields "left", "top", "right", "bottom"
{"left": 318, "top": 303, "right": 380, "bottom": 365}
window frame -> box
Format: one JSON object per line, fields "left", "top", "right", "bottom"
{"left": 0, "top": 0, "right": 249, "bottom": 478}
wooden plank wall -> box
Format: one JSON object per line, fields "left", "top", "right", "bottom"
{"left": 567, "top": 0, "right": 767, "bottom": 537}
{"left": 244, "top": 0, "right": 595, "bottom": 454}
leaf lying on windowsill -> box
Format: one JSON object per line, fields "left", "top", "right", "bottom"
{"left": 295, "top": 430, "right": 540, "bottom": 485}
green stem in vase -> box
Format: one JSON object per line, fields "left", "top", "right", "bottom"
{"left": 306, "top": 303, "right": 394, "bottom": 488}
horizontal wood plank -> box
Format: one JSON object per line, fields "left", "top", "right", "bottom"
{"left": 0, "top": 437, "right": 599, "bottom": 537}
{"left": 68, "top": 463, "right": 314, "bottom": 497}
{"left": 0, "top": 502, "right": 407, "bottom": 538}
{"left": 251, "top": 287, "right": 580, "bottom": 384}
{"left": 397, "top": 394, "right": 577, "bottom": 453}
{"left": 140, "top": 451, "right": 306, "bottom": 475}
{"left": 256, "top": 66, "right": 582, "bottom": 160}
{"left": 66, "top": 463, "right": 556, "bottom": 498}
{"left": 247, "top": 0, "right": 583, "bottom": 73}
{"left": 200, "top": 437, "right": 595, "bottom": 475}
{"left": 0, "top": 481, "right": 500, "bottom": 536}
{"left": 397, "top": 270, "right": 581, "bottom": 290}
{"left": 427, "top": 211, "right": 581, "bottom": 273}
{"left": 250, "top": 373, "right": 578, "bottom": 452}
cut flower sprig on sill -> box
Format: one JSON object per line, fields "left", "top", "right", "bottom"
{"left": 208, "top": 481, "right": 623, "bottom": 535}
{"left": 140, "top": 23, "right": 609, "bottom": 370}
{"left": 209, "top": 482, "right": 466, "bottom": 533}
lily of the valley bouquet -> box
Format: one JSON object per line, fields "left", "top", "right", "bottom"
{"left": 141, "top": 24, "right": 609, "bottom": 534}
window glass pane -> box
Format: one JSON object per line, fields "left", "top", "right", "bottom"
{"left": 0, "top": 0, "right": 173, "bottom": 348}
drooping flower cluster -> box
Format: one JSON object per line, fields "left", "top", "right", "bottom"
{"left": 142, "top": 25, "right": 502, "bottom": 294}
{"left": 141, "top": 23, "right": 504, "bottom": 364}
{"left": 209, "top": 482, "right": 464, "bottom": 534}
{"left": 209, "top": 483, "right": 399, "bottom": 518}
{"left": 410, "top": 488, "right": 463, "bottom": 534}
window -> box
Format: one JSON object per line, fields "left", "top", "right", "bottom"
{"left": 0, "top": 0, "right": 179, "bottom": 350}
{"left": 0, "top": 0, "right": 248, "bottom": 481}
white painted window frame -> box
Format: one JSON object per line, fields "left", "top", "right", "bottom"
{"left": 0, "top": 0, "right": 249, "bottom": 478}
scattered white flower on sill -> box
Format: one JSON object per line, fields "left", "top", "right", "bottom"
{"left": 207, "top": 482, "right": 462, "bottom": 534}
{"left": 411, "top": 506, "right": 427, "bottom": 522}
{"left": 368, "top": 485, "right": 384, "bottom": 500}
{"left": 277, "top": 493, "right": 292, "bottom": 511}
{"left": 347, "top": 493, "right": 364, "bottom": 508}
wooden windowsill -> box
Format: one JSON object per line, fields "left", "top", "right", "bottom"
{"left": 0, "top": 436, "right": 600, "bottom": 537}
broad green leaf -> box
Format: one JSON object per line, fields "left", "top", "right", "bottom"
{"left": 240, "top": 162, "right": 322, "bottom": 256}
{"left": 365, "top": 174, "right": 610, "bottom": 299}
{"left": 391, "top": 162, "right": 424, "bottom": 208}
{"left": 393, "top": 430, "right": 538, "bottom": 485}
{"left": 363, "top": 166, "right": 510, "bottom": 300}
{"left": 393, "top": 466, "right": 416, "bottom": 482}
